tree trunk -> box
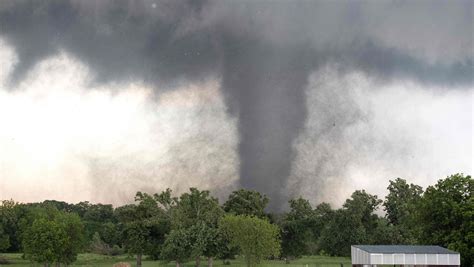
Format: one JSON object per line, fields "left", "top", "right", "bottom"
{"left": 176, "top": 261, "right": 181, "bottom": 267}
{"left": 196, "top": 256, "right": 201, "bottom": 267}
{"left": 137, "top": 253, "right": 142, "bottom": 267}
{"left": 207, "top": 257, "right": 213, "bottom": 267}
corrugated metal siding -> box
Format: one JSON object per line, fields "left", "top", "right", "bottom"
{"left": 405, "top": 253, "right": 416, "bottom": 265}
{"left": 351, "top": 246, "right": 461, "bottom": 265}
{"left": 351, "top": 246, "right": 370, "bottom": 264}
{"left": 370, "top": 254, "right": 382, "bottom": 265}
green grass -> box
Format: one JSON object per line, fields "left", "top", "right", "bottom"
{"left": 0, "top": 253, "right": 350, "bottom": 267}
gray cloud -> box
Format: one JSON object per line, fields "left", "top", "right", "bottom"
{"left": 0, "top": 0, "right": 472, "bottom": 209}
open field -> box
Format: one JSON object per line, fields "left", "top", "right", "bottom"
{"left": 0, "top": 254, "right": 351, "bottom": 267}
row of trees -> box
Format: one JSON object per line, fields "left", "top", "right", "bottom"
{"left": 0, "top": 173, "right": 472, "bottom": 267}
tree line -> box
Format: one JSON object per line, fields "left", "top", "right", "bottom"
{"left": 0, "top": 173, "right": 472, "bottom": 267}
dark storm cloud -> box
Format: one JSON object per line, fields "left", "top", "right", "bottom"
{"left": 0, "top": 0, "right": 472, "bottom": 210}
{"left": 0, "top": 0, "right": 219, "bottom": 86}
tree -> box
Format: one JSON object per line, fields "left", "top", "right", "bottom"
{"left": 343, "top": 190, "right": 382, "bottom": 240}
{"left": 171, "top": 188, "right": 224, "bottom": 266}
{"left": 0, "top": 224, "right": 9, "bottom": 252}
{"left": 161, "top": 222, "right": 221, "bottom": 267}
{"left": 318, "top": 209, "right": 366, "bottom": 256}
{"left": 311, "top": 202, "right": 334, "bottom": 241}
{"left": 223, "top": 189, "right": 269, "bottom": 219}
{"left": 173, "top": 188, "right": 223, "bottom": 229}
{"left": 55, "top": 212, "right": 85, "bottom": 265}
{"left": 117, "top": 191, "right": 171, "bottom": 266}
{"left": 22, "top": 211, "right": 85, "bottom": 267}
{"left": 384, "top": 178, "right": 423, "bottom": 225}
{"left": 319, "top": 190, "right": 382, "bottom": 256}
{"left": 370, "top": 217, "right": 405, "bottom": 245}
{"left": 123, "top": 221, "right": 149, "bottom": 266}
{"left": 220, "top": 215, "right": 280, "bottom": 267}
{"left": 383, "top": 178, "right": 423, "bottom": 244}
{"left": 161, "top": 228, "right": 192, "bottom": 267}
{"left": 100, "top": 222, "right": 121, "bottom": 248}
{"left": 0, "top": 200, "right": 20, "bottom": 252}
{"left": 281, "top": 197, "right": 315, "bottom": 259}
{"left": 418, "top": 174, "right": 473, "bottom": 267}
{"left": 22, "top": 218, "right": 66, "bottom": 267}
{"left": 189, "top": 222, "right": 222, "bottom": 267}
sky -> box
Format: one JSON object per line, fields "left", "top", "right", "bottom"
{"left": 0, "top": 0, "right": 472, "bottom": 210}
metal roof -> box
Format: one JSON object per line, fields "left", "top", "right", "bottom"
{"left": 352, "top": 245, "right": 458, "bottom": 254}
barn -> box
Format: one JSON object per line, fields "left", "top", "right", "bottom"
{"left": 351, "top": 245, "right": 460, "bottom": 267}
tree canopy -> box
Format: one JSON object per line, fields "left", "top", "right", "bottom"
{"left": 223, "top": 189, "right": 269, "bottom": 219}
{"left": 220, "top": 215, "right": 280, "bottom": 267}
{"left": 0, "top": 173, "right": 472, "bottom": 267}
{"left": 418, "top": 174, "right": 473, "bottom": 266}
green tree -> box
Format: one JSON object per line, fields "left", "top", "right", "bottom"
{"left": 281, "top": 197, "right": 315, "bottom": 259}
{"left": 220, "top": 215, "right": 280, "bottom": 267}
{"left": 223, "top": 189, "right": 269, "bottom": 219}
{"left": 343, "top": 190, "right": 382, "bottom": 241}
{"left": 89, "top": 232, "right": 109, "bottom": 255}
{"left": 418, "top": 174, "right": 473, "bottom": 267}
{"left": 0, "top": 224, "right": 9, "bottom": 252}
{"left": 173, "top": 188, "right": 223, "bottom": 229}
{"left": 383, "top": 178, "right": 423, "bottom": 243}
{"left": 189, "top": 222, "right": 222, "bottom": 267}
{"left": 22, "top": 211, "right": 85, "bottom": 267}
{"left": 343, "top": 190, "right": 382, "bottom": 230}
{"left": 319, "top": 190, "right": 382, "bottom": 256}
{"left": 55, "top": 212, "right": 85, "bottom": 265}
{"left": 162, "top": 222, "right": 221, "bottom": 267}
{"left": 100, "top": 222, "right": 121, "bottom": 248}
{"left": 311, "top": 202, "right": 334, "bottom": 241}
{"left": 370, "top": 217, "right": 405, "bottom": 245}
{"left": 171, "top": 188, "right": 224, "bottom": 266}
{"left": 22, "top": 218, "right": 66, "bottom": 267}
{"left": 0, "top": 200, "right": 21, "bottom": 252}
{"left": 318, "top": 209, "right": 366, "bottom": 256}
{"left": 161, "top": 228, "right": 192, "bottom": 267}
{"left": 117, "top": 191, "right": 171, "bottom": 266}
{"left": 123, "top": 221, "right": 149, "bottom": 266}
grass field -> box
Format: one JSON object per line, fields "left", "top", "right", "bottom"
{"left": 0, "top": 253, "right": 351, "bottom": 267}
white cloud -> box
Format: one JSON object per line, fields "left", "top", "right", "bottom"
{"left": 0, "top": 40, "right": 238, "bottom": 205}
{"left": 290, "top": 65, "right": 473, "bottom": 207}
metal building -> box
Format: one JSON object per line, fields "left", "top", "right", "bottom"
{"left": 351, "top": 245, "right": 460, "bottom": 267}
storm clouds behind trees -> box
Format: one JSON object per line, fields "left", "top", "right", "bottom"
{"left": 0, "top": 0, "right": 472, "bottom": 209}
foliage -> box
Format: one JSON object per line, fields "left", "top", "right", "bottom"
{"left": 418, "top": 174, "right": 473, "bottom": 267}
{"left": 319, "top": 190, "right": 382, "bottom": 256}
{"left": 161, "top": 228, "right": 192, "bottom": 265}
{"left": 22, "top": 218, "right": 64, "bottom": 265}
{"left": 223, "top": 189, "right": 269, "bottom": 219}
{"left": 383, "top": 178, "right": 423, "bottom": 243}
{"left": 343, "top": 190, "right": 382, "bottom": 233}
{"left": 118, "top": 191, "right": 171, "bottom": 265}
{"left": 22, "top": 212, "right": 85, "bottom": 267}
{"left": 220, "top": 215, "right": 280, "bottom": 267}
{"left": 90, "top": 232, "right": 123, "bottom": 256}
{"left": 123, "top": 221, "right": 149, "bottom": 256}
{"left": 370, "top": 217, "right": 405, "bottom": 245}
{"left": 0, "top": 223, "right": 10, "bottom": 252}
{"left": 318, "top": 209, "right": 366, "bottom": 256}
{"left": 173, "top": 188, "right": 224, "bottom": 229}
{"left": 280, "top": 197, "right": 315, "bottom": 259}
{"left": 168, "top": 188, "right": 224, "bottom": 265}
{"left": 0, "top": 200, "right": 21, "bottom": 252}
{"left": 55, "top": 212, "right": 86, "bottom": 264}
{"left": 0, "top": 173, "right": 472, "bottom": 265}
